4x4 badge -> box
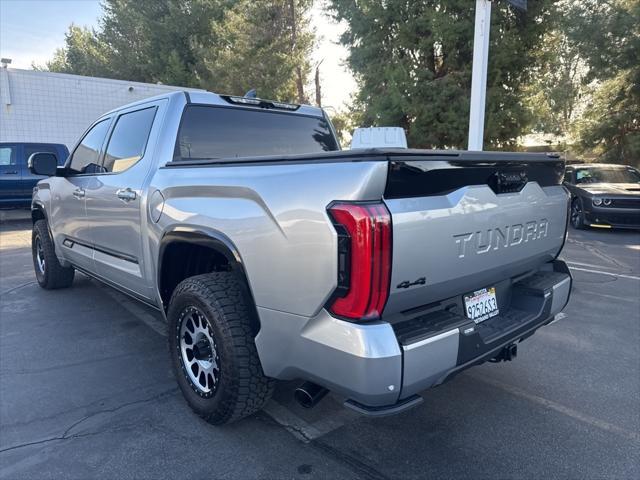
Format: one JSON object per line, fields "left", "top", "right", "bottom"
{"left": 397, "top": 277, "right": 426, "bottom": 289}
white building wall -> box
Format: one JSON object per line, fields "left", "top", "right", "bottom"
{"left": 0, "top": 67, "right": 203, "bottom": 148}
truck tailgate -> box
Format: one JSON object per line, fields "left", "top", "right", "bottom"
{"left": 383, "top": 157, "right": 567, "bottom": 316}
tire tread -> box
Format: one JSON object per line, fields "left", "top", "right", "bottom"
{"left": 33, "top": 219, "right": 74, "bottom": 289}
{"left": 169, "top": 272, "right": 274, "bottom": 424}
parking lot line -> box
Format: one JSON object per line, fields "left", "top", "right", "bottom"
{"left": 568, "top": 265, "right": 640, "bottom": 281}
{"left": 474, "top": 375, "right": 640, "bottom": 443}
{"left": 566, "top": 260, "right": 627, "bottom": 271}
{"left": 581, "top": 291, "right": 639, "bottom": 303}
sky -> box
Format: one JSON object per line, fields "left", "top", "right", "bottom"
{"left": 0, "top": 0, "right": 356, "bottom": 110}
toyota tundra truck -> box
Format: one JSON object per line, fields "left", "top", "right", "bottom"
{"left": 28, "top": 91, "right": 572, "bottom": 424}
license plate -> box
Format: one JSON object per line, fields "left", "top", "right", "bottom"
{"left": 464, "top": 287, "right": 499, "bottom": 324}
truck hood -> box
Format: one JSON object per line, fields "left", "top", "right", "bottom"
{"left": 578, "top": 183, "right": 640, "bottom": 195}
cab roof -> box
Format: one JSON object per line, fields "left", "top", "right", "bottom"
{"left": 103, "top": 90, "right": 325, "bottom": 118}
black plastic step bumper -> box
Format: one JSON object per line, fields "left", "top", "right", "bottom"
{"left": 393, "top": 260, "right": 572, "bottom": 400}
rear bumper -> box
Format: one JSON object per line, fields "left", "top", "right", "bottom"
{"left": 255, "top": 260, "right": 572, "bottom": 410}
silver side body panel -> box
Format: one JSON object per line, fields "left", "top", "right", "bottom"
{"left": 151, "top": 160, "right": 388, "bottom": 316}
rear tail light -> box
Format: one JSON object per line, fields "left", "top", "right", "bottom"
{"left": 327, "top": 202, "right": 392, "bottom": 321}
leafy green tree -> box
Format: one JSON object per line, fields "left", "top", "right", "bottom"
{"left": 326, "top": 108, "right": 355, "bottom": 146}
{"left": 47, "top": 25, "right": 112, "bottom": 78}
{"left": 326, "top": 0, "right": 556, "bottom": 149}
{"left": 524, "top": 29, "right": 587, "bottom": 138}
{"left": 46, "top": 0, "right": 314, "bottom": 102}
{"left": 48, "top": 1, "right": 229, "bottom": 87}
{"left": 565, "top": 0, "right": 639, "bottom": 165}
{"left": 573, "top": 70, "right": 640, "bottom": 166}
{"left": 198, "top": 0, "right": 314, "bottom": 102}
{"left": 99, "top": 0, "right": 224, "bottom": 86}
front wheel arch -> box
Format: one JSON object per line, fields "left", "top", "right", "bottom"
{"left": 570, "top": 197, "right": 587, "bottom": 229}
{"left": 31, "top": 204, "right": 47, "bottom": 225}
{"left": 32, "top": 219, "right": 74, "bottom": 289}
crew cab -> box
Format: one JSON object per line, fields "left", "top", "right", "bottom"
{"left": 0, "top": 142, "right": 68, "bottom": 207}
{"left": 29, "top": 91, "right": 572, "bottom": 424}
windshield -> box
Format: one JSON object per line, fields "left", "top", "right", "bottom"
{"left": 575, "top": 167, "right": 640, "bottom": 184}
{"left": 175, "top": 105, "right": 338, "bottom": 161}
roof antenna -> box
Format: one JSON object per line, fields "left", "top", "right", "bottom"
{"left": 244, "top": 89, "right": 257, "bottom": 99}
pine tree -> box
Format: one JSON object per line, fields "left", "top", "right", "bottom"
{"left": 198, "top": 0, "right": 314, "bottom": 102}
{"left": 566, "top": 0, "right": 639, "bottom": 165}
{"left": 46, "top": 0, "right": 314, "bottom": 102}
{"left": 326, "top": 0, "right": 556, "bottom": 149}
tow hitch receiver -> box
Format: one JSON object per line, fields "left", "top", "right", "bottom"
{"left": 491, "top": 344, "right": 518, "bottom": 362}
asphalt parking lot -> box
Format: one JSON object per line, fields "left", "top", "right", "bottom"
{"left": 1, "top": 211, "right": 639, "bottom": 479}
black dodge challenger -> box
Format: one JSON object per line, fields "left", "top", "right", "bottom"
{"left": 564, "top": 164, "right": 640, "bottom": 230}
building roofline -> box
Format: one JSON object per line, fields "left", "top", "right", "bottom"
{"left": 5, "top": 67, "right": 205, "bottom": 92}
{"left": 5, "top": 67, "right": 324, "bottom": 118}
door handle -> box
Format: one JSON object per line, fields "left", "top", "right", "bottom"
{"left": 2, "top": 171, "right": 18, "bottom": 174}
{"left": 72, "top": 188, "right": 85, "bottom": 199}
{"left": 116, "top": 188, "right": 137, "bottom": 202}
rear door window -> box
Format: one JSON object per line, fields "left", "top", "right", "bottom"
{"left": 0, "top": 146, "right": 16, "bottom": 166}
{"left": 175, "top": 106, "right": 338, "bottom": 161}
{"left": 102, "top": 107, "right": 157, "bottom": 173}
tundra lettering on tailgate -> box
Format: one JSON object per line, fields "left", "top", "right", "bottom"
{"left": 453, "top": 219, "right": 549, "bottom": 258}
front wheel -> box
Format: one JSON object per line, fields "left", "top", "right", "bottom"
{"left": 167, "top": 272, "right": 274, "bottom": 425}
{"left": 32, "top": 219, "right": 75, "bottom": 289}
{"left": 570, "top": 198, "right": 587, "bottom": 230}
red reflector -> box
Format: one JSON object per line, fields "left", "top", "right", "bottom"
{"left": 328, "top": 202, "right": 392, "bottom": 320}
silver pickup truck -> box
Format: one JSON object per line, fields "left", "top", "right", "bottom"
{"left": 29, "top": 91, "right": 571, "bottom": 424}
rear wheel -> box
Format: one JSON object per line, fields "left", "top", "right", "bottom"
{"left": 167, "top": 272, "right": 274, "bottom": 425}
{"left": 32, "top": 219, "right": 75, "bottom": 289}
{"left": 570, "top": 198, "right": 586, "bottom": 230}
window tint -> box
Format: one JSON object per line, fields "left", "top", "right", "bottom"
{"left": 576, "top": 167, "right": 640, "bottom": 184}
{"left": 176, "top": 106, "right": 338, "bottom": 161}
{"left": 69, "top": 119, "right": 111, "bottom": 174}
{"left": 564, "top": 169, "right": 574, "bottom": 184}
{"left": 25, "top": 145, "right": 63, "bottom": 166}
{"left": 103, "top": 107, "right": 156, "bottom": 173}
{"left": 0, "top": 146, "right": 15, "bottom": 166}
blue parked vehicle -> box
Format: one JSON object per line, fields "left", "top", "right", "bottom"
{"left": 0, "top": 142, "right": 68, "bottom": 208}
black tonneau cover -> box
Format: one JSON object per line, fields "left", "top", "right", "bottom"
{"left": 164, "top": 148, "right": 564, "bottom": 199}
{"left": 164, "top": 148, "right": 560, "bottom": 167}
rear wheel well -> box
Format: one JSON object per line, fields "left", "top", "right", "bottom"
{"left": 159, "top": 239, "right": 260, "bottom": 335}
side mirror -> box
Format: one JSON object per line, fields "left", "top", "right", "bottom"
{"left": 28, "top": 152, "right": 58, "bottom": 176}
{"left": 83, "top": 162, "right": 107, "bottom": 174}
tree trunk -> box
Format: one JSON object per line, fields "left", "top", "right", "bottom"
{"left": 290, "top": 0, "right": 305, "bottom": 103}
{"left": 315, "top": 60, "right": 323, "bottom": 107}
{"left": 296, "top": 67, "right": 305, "bottom": 104}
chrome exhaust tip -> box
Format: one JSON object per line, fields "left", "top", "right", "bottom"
{"left": 294, "top": 381, "right": 329, "bottom": 409}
